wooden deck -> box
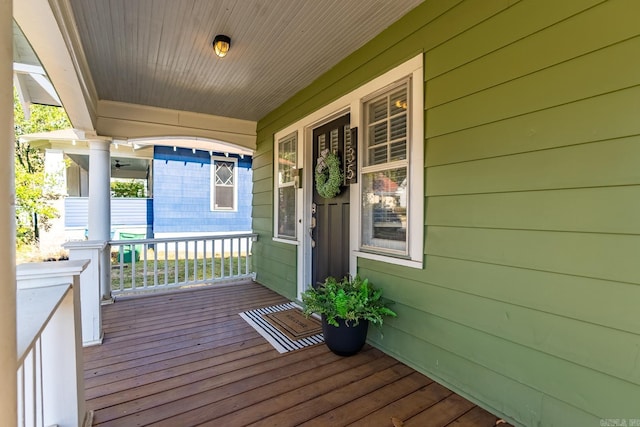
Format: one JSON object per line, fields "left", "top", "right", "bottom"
{"left": 84, "top": 281, "right": 509, "bottom": 426}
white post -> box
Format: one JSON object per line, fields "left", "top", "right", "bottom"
{"left": 88, "top": 139, "right": 112, "bottom": 301}
{"left": 0, "top": 0, "right": 17, "bottom": 424}
{"left": 40, "top": 283, "right": 84, "bottom": 426}
{"left": 64, "top": 241, "right": 106, "bottom": 346}
{"left": 16, "top": 260, "right": 89, "bottom": 426}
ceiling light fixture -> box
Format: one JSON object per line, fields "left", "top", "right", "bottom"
{"left": 213, "top": 34, "right": 231, "bottom": 58}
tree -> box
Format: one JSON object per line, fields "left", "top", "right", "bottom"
{"left": 14, "top": 91, "right": 71, "bottom": 245}
{"left": 111, "top": 180, "right": 146, "bottom": 198}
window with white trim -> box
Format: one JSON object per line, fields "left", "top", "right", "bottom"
{"left": 211, "top": 156, "right": 237, "bottom": 211}
{"left": 361, "top": 80, "right": 410, "bottom": 256}
{"left": 275, "top": 132, "right": 297, "bottom": 239}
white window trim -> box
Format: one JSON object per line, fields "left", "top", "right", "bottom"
{"left": 273, "top": 131, "right": 299, "bottom": 242}
{"left": 355, "top": 59, "right": 423, "bottom": 268}
{"left": 358, "top": 77, "right": 416, "bottom": 260}
{"left": 272, "top": 53, "right": 424, "bottom": 299}
{"left": 210, "top": 155, "right": 238, "bottom": 212}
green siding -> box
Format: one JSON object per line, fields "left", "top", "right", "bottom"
{"left": 254, "top": 0, "right": 640, "bottom": 424}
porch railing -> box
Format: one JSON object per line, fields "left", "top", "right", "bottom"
{"left": 16, "top": 260, "right": 88, "bottom": 427}
{"left": 109, "top": 233, "right": 257, "bottom": 295}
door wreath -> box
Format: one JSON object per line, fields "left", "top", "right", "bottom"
{"left": 315, "top": 149, "right": 342, "bottom": 198}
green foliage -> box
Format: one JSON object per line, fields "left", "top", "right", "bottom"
{"left": 111, "top": 180, "right": 146, "bottom": 198}
{"left": 15, "top": 167, "right": 61, "bottom": 243}
{"left": 315, "top": 149, "right": 343, "bottom": 198}
{"left": 13, "top": 91, "right": 71, "bottom": 245}
{"left": 301, "top": 275, "right": 397, "bottom": 327}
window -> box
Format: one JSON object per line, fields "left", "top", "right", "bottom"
{"left": 275, "top": 132, "right": 297, "bottom": 239}
{"left": 211, "top": 157, "right": 237, "bottom": 211}
{"left": 361, "top": 80, "right": 410, "bottom": 256}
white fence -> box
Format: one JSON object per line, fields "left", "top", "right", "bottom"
{"left": 110, "top": 233, "right": 257, "bottom": 295}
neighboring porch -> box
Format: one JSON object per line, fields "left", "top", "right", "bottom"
{"left": 85, "top": 281, "right": 509, "bottom": 426}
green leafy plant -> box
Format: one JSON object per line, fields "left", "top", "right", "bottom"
{"left": 14, "top": 90, "right": 71, "bottom": 245}
{"left": 111, "top": 180, "right": 146, "bottom": 198}
{"left": 301, "top": 275, "right": 397, "bottom": 327}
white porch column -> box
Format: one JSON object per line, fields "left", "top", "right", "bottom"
{"left": 64, "top": 240, "right": 106, "bottom": 346}
{"left": 0, "top": 0, "right": 17, "bottom": 423}
{"left": 88, "top": 139, "right": 112, "bottom": 301}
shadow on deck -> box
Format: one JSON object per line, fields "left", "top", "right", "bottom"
{"left": 84, "top": 280, "right": 510, "bottom": 426}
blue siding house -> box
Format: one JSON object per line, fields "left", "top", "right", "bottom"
{"left": 153, "top": 146, "right": 252, "bottom": 237}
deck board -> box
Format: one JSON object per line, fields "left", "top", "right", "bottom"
{"left": 85, "top": 281, "right": 512, "bottom": 426}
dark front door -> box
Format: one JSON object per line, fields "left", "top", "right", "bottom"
{"left": 311, "top": 114, "right": 351, "bottom": 285}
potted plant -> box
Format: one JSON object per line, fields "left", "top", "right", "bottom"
{"left": 301, "top": 275, "right": 397, "bottom": 356}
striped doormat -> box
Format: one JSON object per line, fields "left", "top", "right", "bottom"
{"left": 239, "top": 302, "right": 324, "bottom": 353}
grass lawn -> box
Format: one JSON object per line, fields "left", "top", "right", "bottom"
{"left": 111, "top": 254, "right": 250, "bottom": 291}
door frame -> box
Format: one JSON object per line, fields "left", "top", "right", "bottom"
{"left": 299, "top": 107, "right": 357, "bottom": 299}
{"left": 309, "top": 112, "right": 352, "bottom": 287}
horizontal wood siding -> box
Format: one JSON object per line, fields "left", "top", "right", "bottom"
{"left": 251, "top": 137, "right": 297, "bottom": 300}
{"left": 255, "top": 0, "right": 640, "bottom": 424}
{"left": 65, "top": 197, "right": 152, "bottom": 228}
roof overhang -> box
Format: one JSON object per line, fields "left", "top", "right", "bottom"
{"left": 14, "top": 0, "right": 98, "bottom": 134}
{"left": 97, "top": 101, "right": 256, "bottom": 152}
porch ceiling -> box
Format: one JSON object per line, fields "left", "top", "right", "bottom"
{"left": 66, "top": 0, "right": 424, "bottom": 122}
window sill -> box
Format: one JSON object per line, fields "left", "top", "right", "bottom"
{"left": 354, "top": 251, "right": 422, "bottom": 269}
{"left": 272, "top": 237, "right": 299, "bottom": 245}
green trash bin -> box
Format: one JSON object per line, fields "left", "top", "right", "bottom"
{"left": 119, "top": 232, "right": 145, "bottom": 263}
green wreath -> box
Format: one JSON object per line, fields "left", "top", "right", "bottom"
{"left": 315, "top": 149, "right": 342, "bottom": 198}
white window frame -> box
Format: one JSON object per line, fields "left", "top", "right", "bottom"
{"left": 359, "top": 79, "right": 411, "bottom": 257}
{"left": 273, "top": 131, "right": 299, "bottom": 242}
{"left": 210, "top": 156, "right": 238, "bottom": 212}
{"left": 354, "top": 60, "right": 423, "bottom": 269}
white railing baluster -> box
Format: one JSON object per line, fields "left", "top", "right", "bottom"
{"left": 221, "top": 238, "right": 225, "bottom": 278}
{"left": 174, "top": 241, "right": 179, "bottom": 286}
{"left": 36, "top": 338, "right": 43, "bottom": 427}
{"left": 245, "top": 237, "right": 250, "bottom": 275}
{"left": 132, "top": 243, "right": 138, "bottom": 290}
{"left": 119, "top": 246, "right": 125, "bottom": 292}
{"left": 164, "top": 241, "right": 169, "bottom": 286}
{"left": 213, "top": 237, "right": 217, "bottom": 280}
{"left": 203, "top": 239, "right": 208, "bottom": 281}
{"left": 142, "top": 242, "right": 148, "bottom": 289}
{"left": 154, "top": 243, "right": 159, "bottom": 287}
{"left": 236, "top": 238, "right": 241, "bottom": 276}
{"left": 17, "top": 364, "right": 24, "bottom": 427}
{"left": 29, "top": 348, "right": 35, "bottom": 426}
{"left": 230, "top": 238, "right": 234, "bottom": 277}
{"left": 194, "top": 241, "right": 198, "bottom": 283}
{"left": 185, "top": 242, "right": 190, "bottom": 284}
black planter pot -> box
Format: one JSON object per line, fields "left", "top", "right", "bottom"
{"left": 321, "top": 315, "right": 369, "bottom": 356}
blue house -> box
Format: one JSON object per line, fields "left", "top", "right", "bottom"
{"left": 152, "top": 146, "right": 252, "bottom": 238}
